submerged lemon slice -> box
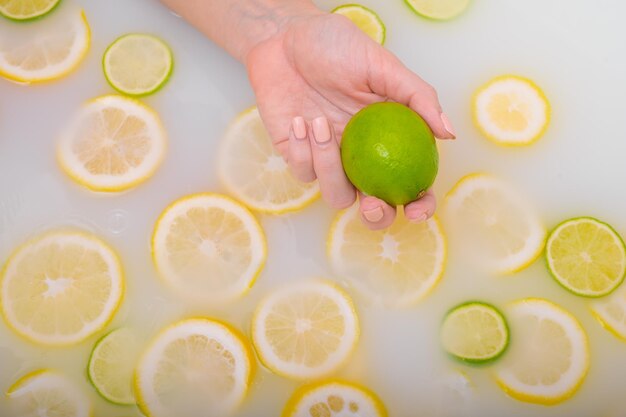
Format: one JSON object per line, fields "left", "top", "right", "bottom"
{"left": 282, "top": 380, "right": 388, "bottom": 417}
{"left": 332, "top": 4, "right": 385, "bottom": 44}
{"left": 103, "top": 33, "right": 173, "bottom": 96}
{"left": 134, "top": 318, "right": 254, "bottom": 417}
{"left": 7, "top": 370, "right": 91, "bottom": 417}
{"left": 405, "top": 0, "right": 471, "bottom": 21}
{"left": 495, "top": 299, "right": 589, "bottom": 405}
{"left": 1, "top": 230, "right": 124, "bottom": 346}
{"left": 328, "top": 204, "right": 446, "bottom": 308}
{"left": 444, "top": 173, "right": 546, "bottom": 273}
{"left": 0, "top": 9, "right": 90, "bottom": 82}
{"left": 0, "top": 0, "right": 60, "bottom": 20}
{"left": 218, "top": 107, "right": 320, "bottom": 214}
{"left": 592, "top": 285, "right": 626, "bottom": 342}
{"left": 57, "top": 95, "right": 167, "bottom": 192}
{"left": 473, "top": 75, "right": 550, "bottom": 146}
{"left": 546, "top": 217, "right": 626, "bottom": 297}
{"left": 252, "top": 280, "right": 359, "bottom": 380}
{"left": 152, "top": 193, "right": 266, "bottom": 302}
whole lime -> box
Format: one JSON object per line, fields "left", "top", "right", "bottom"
{"left": 341, "top": 102, "right": 439, "bottom": 206}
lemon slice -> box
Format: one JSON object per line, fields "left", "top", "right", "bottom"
{"left": 332, "top": 4, "right": 385, "bottom": 45}
{"left": 7, "top": 370, "right": 91, "bottom": 417}
{"left": 0, "top": 0, "right": 61, "bottom": 20}
{"left": 592, "top": 285, "right": 626, "bottom": 341}
{"left": 103, "top": 33, "right": 173, "bottom": 96}
{"left": 152, "top": 193, "right": 266, "bottom": 302}
{"left": 0, "top": 230, "right": 124, "bottom": 346}
{"left": 546, "top": 217, "right": 626, "bottom": 297}
{"left": 218, "top": 107, "right": 320, "bottom": 214}
{"left": 282, "top": 380, "right": 387, "bottom": 417}
{"left": 88, "top": 328, "right": 141, "bottom": 405}
{"left": 441, "top": 302, "right": 509, "bottom": 364}
{"left": 134, "top": 318, "right": 254, "bottom": 417}
{"left": 473, "top": 75, "right": 550, "bottom": 146}
{"left": 252, "top": 280, "right": 359, "bottom": 380}
{"left": 58, "top": 94, "right": 167, "bottom": 192}
{"left": 405, "top": 0, "right": 471, "bottom": 20}
{"left": 444, "top": 173, "right": 546, "bottom": 274}
{"left": 328, "top": 204, "right": 446, "bottom": 308}
{"left": 0, "top": 9, "right": 90, "bottom": 82}
{"left": 495, "top": 298, "right": 589, "bottom": 405}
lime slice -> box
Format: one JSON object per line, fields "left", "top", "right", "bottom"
{"left": 546, "top": 217, "right": 626, "bottom": 297}
{"left": 88, "top": 328, "right": 141, "bottom": 405}
{"left": 441, "top": 302, "right": 509, "bottom": 363}
{"left": 0, "top": 0, "right": 61, "bottom": 21}
{"left": 332, "top": 4, "right": 385, "bottom": 44}
{"left": 103, "top": 33, "right": 173, "bottom": 96}
{"left": 405, "top": 0, "right": 471, "bottom": 21}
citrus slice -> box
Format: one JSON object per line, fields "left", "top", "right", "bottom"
{"left": 134, "top": 318, "right": 254, "bottom": 417}
{"left": 7, "top": 370, "right": 91, "bottom": 417}
{"left": 282, "top": 380, "right": 387, "bottom": 417}
{"left": 546, "top": 217, "right": 626, "bottom": 297}
{"left": 251, "top": 280, "right": 359, "bottom": 380}
{"left": 0, "top": 230, "right": 124, "bottom": 346}
{"left": 218, "top": 107, "right": 319, "bottom": 214}
{"left": 103, "top": 33, "right": 173, "bottom": 96}
{"left": 441, "top": 301, "right": 509, "bottom": 364}
{"left": 444, "top": 173, "right": 546, "bottom": 274}
{"left": 88, "top": 328, "right": 141, "bottom": 405}
{"left": 591, "top": 284, "right": 626, "bottom": 341}
{"left": 405, "top": 0, "right": 471, "bottom": 20}
{"left": 332, "top": 4, "right": 385, "bottom": 45}
{"left": 58, "top": 94, "right": 167, "bottom": 192}
{"left": 0, "top": 0, "right": 61, "bottom": 20}
{"left": 495, "top": 298, "right": 589, "bottom": 405}
{"left": 472, "top": 75, "right": 550, "bottom": 146}
{"left": 152, "top": 193, "right": 266, "bottom": 302}
{"left": 328, "top": 204, "right": 446, "bottom": 308}
{"left": 0, "top": 9, "right": 90, "bottom": 82}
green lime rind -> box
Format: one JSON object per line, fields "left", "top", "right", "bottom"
{"left": 441, "top": 301, "right": 510, "bottom": 365}
{"left": 102, "top": 33, "right": 174, "bottom": 97}
{"left": 403, "top": 0, "right": 471, "bottom": 22}
{"left": 0, "top": 0, "right": 62, "bottom": 22}
{"left": 331, "top": 3, "right": 386, "bottom": 45}
{"left": 546, "top": 216, "right": 626, "bottom": 298}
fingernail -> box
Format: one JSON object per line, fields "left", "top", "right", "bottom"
{"left": 440, "top": 113, "right": 456, "bottom": 139}
{"left": 292, "top": 117, "right": 307, "bottom": 140}
{"left": 312, "top": 117, "right": 331, "bottom": 144}
{"left": 363, "top": 206, "right": 384, "bottom": 223}
{"left": 409, "top": 213, "right": 428, "bottom": 223}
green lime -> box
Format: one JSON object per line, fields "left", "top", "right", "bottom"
{"left": 341, "top": 102, "right": 438, "bottom": 206}
{"left": 0, "top": 0, "right": 61, "bottom": 21}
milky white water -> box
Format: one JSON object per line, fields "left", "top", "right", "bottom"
{"left": 1, "top": 0, "right": 626, "bottom": 416}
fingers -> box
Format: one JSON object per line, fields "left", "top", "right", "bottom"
{"left": 403, "top": 189, "right": 437, "bottom": 223}
{"left": 358, "top": 193, "right": 396, "bottom": 230}
{"left": 309, "top": 116, "right": 356, "bottom": 209}
{"left": 288, "top": 117, "right": 316, "bottom": 182}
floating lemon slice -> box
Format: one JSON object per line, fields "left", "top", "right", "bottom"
{"left": 7, "top": 370, "right": 91, "bottom": 417}
{"left": 592, "top": 285, "right": 626, "bottom": 342}
{"left": 282, "top": 380, "right": 387, "bottom": 417}
{"left": 134, "top": 318, "right": 254, "bottom": 417}
{"left": 252, "top": 280, "right": 359, "bottom": 380}
{"left": 441, "top": 301, "right": 509, "bottom": 364}
{"left": 1, "top": 230, "right": 124, "bottom": 346}
{"left": 152, "top": 193, "right": 266, "bottom": 302}
{"left": 473, "top": 75, "right": 550, "bottom": 146}
{"left": 405, "top": 0, "right": 471, "bottom": 21}
{"left": 218, "top": 107, "right": 320, "bottom": 214}
{"left": 332, "top": 4, "right": 385, "bottom": 44}
{"left": 495, "top": 299, "right": 589, "bottom": 405}
{"left": 328, "top": 204, "right": 446, "bottom": 308}
{"left": 58, "top": 95, "right": 167, "bottom": 192}
{"left": 444, "top": 173, "right": 546, "bottom": 274}
{"left": 0, "top": 9, "right": 90, "bottom": 82}
{"left": 88, "top": 328, "right": 142, "bottom": 405}
{"left": 103, "top": 33, "right": 173, "bottom": 96}
{"left": 0, "top": 0, "right": 61, "bottom": 20}
{"left": 546, "top": 217, "right": 626, "bottom": 297}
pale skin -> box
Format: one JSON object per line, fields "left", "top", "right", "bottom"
{"left": 159, "top": 0, "right": 456, "bottom": 229}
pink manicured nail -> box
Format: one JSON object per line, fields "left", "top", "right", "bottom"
{"left": 312, "top": 117, "right": 331, "bottom": 144}
{"left": 363, "top": 206, "right": 384, "bottom": 222}
{"left": 292, "top": 117, "right": 307, "bottom": 140}
{"left": 440, "top": 113, "right": 456, "bottom": 139}
{"left": 409, "top": 213, "right": 428, "bottom": 223}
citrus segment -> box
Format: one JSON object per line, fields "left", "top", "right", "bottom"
{"left": 332, "top": 4, "right": 385, "bottom": 44}
{"left": 405, "top": 0, "right": 471, "bottom": 20}
{"left": 0, "top": 0, "right": 61, "bottom": 20}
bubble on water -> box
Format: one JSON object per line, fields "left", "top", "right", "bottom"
{"left": 107, "top": 209, "right": 129, "bottom": 235}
